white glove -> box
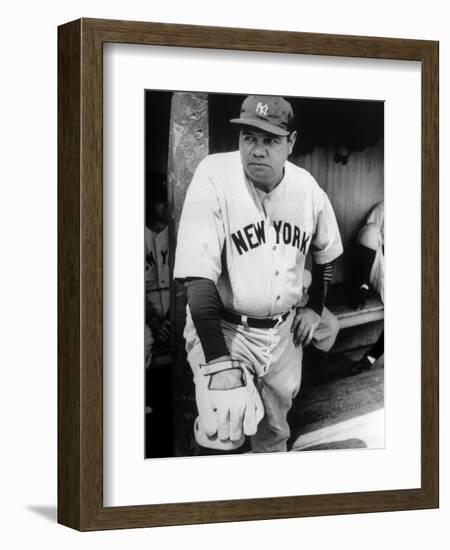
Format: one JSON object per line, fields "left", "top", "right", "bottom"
{"left": 193, "top": 359, "right": 264, "bottom": 450}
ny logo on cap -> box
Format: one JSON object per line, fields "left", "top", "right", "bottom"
{"left": 256, "top": 102, "right": 269, "bottom": 116}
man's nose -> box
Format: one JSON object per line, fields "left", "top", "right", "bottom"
{"left": 252, "top": 142, "right": 266, "bottom": 156}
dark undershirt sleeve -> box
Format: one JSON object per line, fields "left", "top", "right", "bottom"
{"left": 307, "top": 260, "right": 335, "bottom": 316}
{"left": 184, "top": 277, "right": 229, "bottom": 363}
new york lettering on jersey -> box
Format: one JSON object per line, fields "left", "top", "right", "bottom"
{"left": 175, "top": 151, "right": 342, "bottom": 318}
{"left": 231, "top": 219, "right": 311, "bottom": 256}
{"left": 218, "top": 163, "right": 317, "bottom": 316}
{"left": 146, "top": 226, "right": 170, "bottom": 318}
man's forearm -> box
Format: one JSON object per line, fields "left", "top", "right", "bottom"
{"left": 307, "top": 260, "right": 335, "bottom": 316}
{"left": 184, "top": 277, "right": 229, "bottom": 363}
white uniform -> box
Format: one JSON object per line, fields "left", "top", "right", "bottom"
{"left": 175, "top": 151, "right": 342, "bottom": 313}
{"left": 366, "top": 202, "right": 384, "bottom": 303}
{"left": 145, "top": 226, "right": 170, "bottom": 367}
{"left": 357, "top": 201, "right": 384, "bottom": 303}
{"left": 174, "top": 151, "right": 343, "bottom": 451}
{"left": 145, "top": 225, "right": 170, "bottom": 318}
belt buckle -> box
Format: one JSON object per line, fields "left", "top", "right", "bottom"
{"left": 241, "top": 315, "right": 249, "bottom": 330}
{"left": 273, "top": 313, "right": 284, "bottom": 328}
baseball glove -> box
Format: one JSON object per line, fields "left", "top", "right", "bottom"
{"left": 193, "top": 359, "right": 264, "bottom": 450}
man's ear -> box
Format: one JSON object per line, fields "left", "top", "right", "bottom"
{"left": 288, "top": 130, "right": 297, "bottom": 154}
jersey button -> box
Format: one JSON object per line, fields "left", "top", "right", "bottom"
{"left": 275, "top": 270, "right": 279, "bottom": 276}
{"left": 276, "top": 295, "right": 281, "bottom": 301}
{"left": 272, "top": 245, "right": 276, "bottom": 251}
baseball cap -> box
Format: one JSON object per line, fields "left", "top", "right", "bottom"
{"left": 230, "top": 95, "right": 295, "bottom": 136}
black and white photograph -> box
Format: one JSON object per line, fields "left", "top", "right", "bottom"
{"left": 144, "top": 91, "right": 385, "bottom": 459}
{"left": 4, "top": 0, "right": 439, "bottom": 540}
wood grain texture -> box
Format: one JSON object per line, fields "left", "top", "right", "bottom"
{"left": 295, "top": 142, "right": 384, "bottom": 282}
{"left": 79, "top": 20, "right": 104, "bottom": 529}
{"left": 81, "top": 17, "right": 435, "bottom": 60}
{"left": 57, "top": 19, "right": 82, "bottom": 530}
{"left": 420, "top": 40, "right": 439, "bottom": 507}
{"left": 168, "top": 92, "right": 209, "bottom": 457}
{"left": 58, "top": 17, "right": 439, "bottom": 531}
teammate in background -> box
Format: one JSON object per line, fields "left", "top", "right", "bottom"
{"left": 352, "top": 201, "right": 384, "bottom": 309}
{"left": 350, "top": 201, "right": 384, "bottom": 373}
{"left": 174, "top": 95, "right": 343, "bottom": 453}
{"left": 145, "top": 172, "right": 170, "bottom": 368}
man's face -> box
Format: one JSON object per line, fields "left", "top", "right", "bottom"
{"left": 239, "top": 127, "right": 297, "bottom": 190}
{"left": 152, "top": 201, "right": 168, "bottom": 227}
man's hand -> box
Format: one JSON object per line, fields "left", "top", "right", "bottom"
{"left": 208, "top": 367, "right": 245, "bottom": 390}
{"left": 204, "top": 355, "right": 243, "bottom": 390}
{"left": 208, "top": 355, "right": 245, "bottom": 390}
{"left": 155, "top": 319, "right": 171, "bottom": 345}
{"left": 194, "top": 359, "right": 264, "bottom": 445}
{"left": 144, "top": 324, "right": 154, "bottom": 368}
{"left": 291, "top": 307, "right": 321, "bottom": 347}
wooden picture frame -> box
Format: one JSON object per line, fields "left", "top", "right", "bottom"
{"left": 58, "top": 18, "right": 439, "bottom": 531}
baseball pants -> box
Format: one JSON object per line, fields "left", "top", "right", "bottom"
{"left": 184, "top": 306, "right": 339, "bottom": 453}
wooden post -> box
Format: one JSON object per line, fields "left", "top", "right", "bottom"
{"left": 167, "top": 92, "right": 209, "bottom": 456}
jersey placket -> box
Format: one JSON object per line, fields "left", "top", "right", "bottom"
{"left": 250, "top": 175, "right": 287, "bottom": 318}
{"left": 264, "top": 191, "right": 284, "bottom": 316}
{"left": 262, "top": 184, "right": 287, "bottom": 374}
{"left": 252, "top": 185, "right": 276, "bottom": 317}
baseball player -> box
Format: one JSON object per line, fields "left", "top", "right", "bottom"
{"left": 350, "top": 201, "right": 384, "bottom": 372}
{"left": 174, "top": 95, "right": 343, "bottom": 453}
{"left": 352, "top": 201, "right": 384, "bottom": 309}
{"left": 145, "top": 173, "right": 171, "bottom": 368}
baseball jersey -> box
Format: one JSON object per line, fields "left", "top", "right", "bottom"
{"left": 366, "top": 201, "right": 384, "bottom": 244}
{"left": 365, "top": 201, "right": 384, "bottom": 302}
{"left": 174, "top": 151, "right": 343, "bottom": 318}
{"left": 145, "top": 225, "right": 170, "bottom": 318}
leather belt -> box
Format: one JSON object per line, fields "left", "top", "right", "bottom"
{"left": 222, "top": 309, "right": 290, "bottom": 329}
